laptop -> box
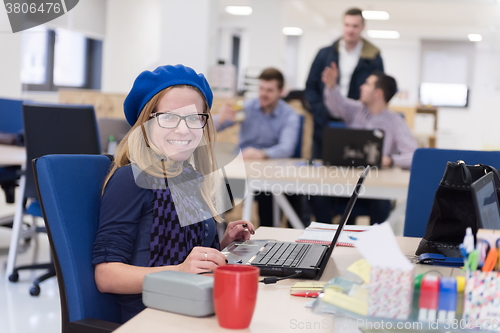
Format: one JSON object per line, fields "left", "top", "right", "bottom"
{"left": 322, "top": 128, "right": 384, "bottom": 167}
{"left": 471, "top": 172, "right": 500, "bottom": 230}
{"left": 221, "top": 166, "right": 370, "bottom": 279}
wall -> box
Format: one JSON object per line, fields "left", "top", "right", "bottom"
{"left": 160, "top": 0, "right": 218, "bottom": 75}
{"left": 101, "top": 0, "right": 161, "bottom": 94}
{"left": 0, "top": 0, "right": 106, "bottom": 100}
{"left": 48, "top": 0, "right": 106, "bottom": 38}
{"left": 292, "top": 32, "right": 500, "bottom": 151}
{"left": 0, "top": 7, "right": 23, "bottom": 98}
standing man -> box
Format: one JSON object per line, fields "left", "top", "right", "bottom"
{"left": 304, "top": 7, "right": 384, "bottom": 159}
{"left": 215, "top": 68, "right": 300, "bottom": 227}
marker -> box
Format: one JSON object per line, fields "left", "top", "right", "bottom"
{"left": 291, "top": 292, "right": 319, "bottom": 298}
{"left": 438, "top": 277, "right": 457, "bottom": 323}
{"left": 465, "top": 250, "right": 479, "bottom": 272}
{"left": 418, "top": 275, "right": 440, "bottom": 322}
{"left": 482, "top": 246, "right": 498, "bottom": 272}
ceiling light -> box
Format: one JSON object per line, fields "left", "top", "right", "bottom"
{"left": 367, "top": 30, "right": 400, "bottom": 39}
{"left": 362, "top": 11, "right": 390, "bottom": 20}
{"left": 225, "top": 6, "right": 252, "bottom": 16}
{"left": 282, "top": 27, "right": 303, "bottom": 36}
{"left": 468, "top": 34, "right": 482, "bottom": 42}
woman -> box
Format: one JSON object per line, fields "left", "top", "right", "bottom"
{"left": 92, "top": 64, "right": 254, "bottom": 322}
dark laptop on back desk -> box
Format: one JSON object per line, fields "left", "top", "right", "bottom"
{"left": 322, "top": 127, "right": 384, "bottom": 167}
{"left": 471, "top": 171, "right": 500, "bottom": 230}
{"left": 222, "top": 166, "right": 370, "bottom": 279}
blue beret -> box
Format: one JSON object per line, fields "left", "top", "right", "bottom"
{"left": 123, "top": 64, "right": 213, "bottom": 126}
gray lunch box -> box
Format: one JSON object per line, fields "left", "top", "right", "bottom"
{"left": 142, "top": 271, "right": 214, "bottom": 317}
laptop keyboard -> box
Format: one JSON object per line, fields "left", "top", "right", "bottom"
{"left": 252, "top": 242, "right": 311, "bottom": 267}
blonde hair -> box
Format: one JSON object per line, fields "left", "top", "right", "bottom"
{"left": 104, "top": 85, "right": 225, "bottom": 222}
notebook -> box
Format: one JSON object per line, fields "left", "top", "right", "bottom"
{"left": 296, "top": 222, "right": 371, "bottom": 247}
{"left": 471, "top": 172, "right": 500, "bottom": 230}
{"left": 221, "top": 166, "right": 370, "bottom": 279}
{"left": 322, "top": 127, "right": 384, "bottom": 167}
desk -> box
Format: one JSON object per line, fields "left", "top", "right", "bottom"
{"left": 0, "top": 144, "right": 25, "bottom": 167}
{"left": 114, "top": 227, "right": 457, "bottom": 333}
{"left": 224, "top": 159, "right": 410, "bottom": 232}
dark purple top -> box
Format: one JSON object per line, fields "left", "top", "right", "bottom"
{"left": 92, "top": 164, "right": 219, "bottom": 323}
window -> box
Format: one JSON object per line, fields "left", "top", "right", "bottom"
{"left": 419, "top": 40, "right": 474, "bottom": 108}
{"left": 53, "top": 28, "right": 87, "bottom": 87}
{"left": 21, "top": 26, "right": 48, "bottom": 85}
{"left": 21, "top": 27, "right": 102, "bottom": 91}
{"left": 419, "top": 83, "right": 469, "bottom": 107}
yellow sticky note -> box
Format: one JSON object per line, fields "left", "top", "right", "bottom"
{"left": 289, "top": 281, "right": 326, "bottom": 294}
{"left": 347, "top": 259, "right": 371, "bottom": 284}
{"left": 322, "top": 288, "right": 368, "bottom": 316}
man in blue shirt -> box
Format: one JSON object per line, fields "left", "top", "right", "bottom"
{"left": 214, "top": 68, "right": 300, "bottom": 226}
{"left": 215, "top": 68, "right": 299, "bottom": 159}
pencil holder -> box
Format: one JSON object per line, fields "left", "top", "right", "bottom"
{"left": 368, "top": 266, "right": 415, "bottom": 320}
{"left": 464, "top": 271, "right": 500, "bottom": 331}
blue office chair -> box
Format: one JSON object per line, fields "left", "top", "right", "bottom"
{"left": 292, "top": 115, "right": 305, "bottom": 158}
{"left": 0, "top": 98, "right": 24, "bottom": 204}
{"left": 327, "top": 121, "right": 346, "bottom": 128}
{"left": 33, "top": 154, "right": 121, "bottom": 332}
{"left": 404, "top": 148, "right": 500, "bottom": 238}
{"left": 7, "top": 103, "right": 101, "bottom": 296}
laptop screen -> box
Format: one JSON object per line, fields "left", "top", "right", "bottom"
{"left": 315, "top": 165, "right": 370, "bottom": 277}
{"left": 471, "top": 172, "right": 500, "bottom": 230}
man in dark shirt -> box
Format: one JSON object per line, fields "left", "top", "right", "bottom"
{"left": 304, "top": 7, "right": 384, "bottom": 159}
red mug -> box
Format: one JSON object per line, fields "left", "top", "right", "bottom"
{"left": 213, "top": 265, "right": 260, "bottom": 329}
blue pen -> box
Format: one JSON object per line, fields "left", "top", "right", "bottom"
{"left": 438, "top": 277, "right": 457, "bottom": 323}
{"left": 349, "top": 236, "right": 357, "bottom": 241}
{"left": 459, "top": 244, "right": 468, "bottom": 268}
{"left": 478, "top": 240, "right": 490, "bottom": 269}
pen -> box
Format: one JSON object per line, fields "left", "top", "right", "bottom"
{"left": 241, "top": 223, "right": 255, "bottom": 235}
{"left": 291, "top": 292, "right": 319, "bottom": 298}
{"left": 496, "top": 239, "right": 500, "bottom": 270}
{"left": 349, "top": 236, "right": 357, "bottom": 241}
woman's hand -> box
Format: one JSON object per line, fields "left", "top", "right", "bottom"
{"left": 177, "top": 246, "right": 227, "bottom": 274}
{"left": 220, "top": 220, "right": 255, "bottom": 250}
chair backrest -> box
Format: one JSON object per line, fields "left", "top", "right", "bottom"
{"left": 292, "top": 115, "right": 305, "bottom": 158}
{"left": 22, "top": 103, "right": 102, "bottom": 199}
{"left": 97, "top": 117, "right": 131, "bottom": 153}
{"left": 404, "top": 148, "right": 500, "bottom": 237}
{"left": 33, "top": 154, "right": 121, "bottom": 327}
{"left": 0, "top": 98, "right": 24, "bottom": 203}
{"left": 0, "top": 98, "right": 24, "bottom": 134}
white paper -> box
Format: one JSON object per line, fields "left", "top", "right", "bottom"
{"left": 296, "top": 222, "right": 371, "bottom": 246}
{"left": 296, "top": 229, "right": 363, "bottom": 245}
{"left": 351, "top": 222, "right": 413, "bottom": 271}
{"left": 308, "top": 222, "right": 371, "bottom": 232}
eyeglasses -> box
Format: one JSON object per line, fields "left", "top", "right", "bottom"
{"left": 149, "top": 113, "right": 209, "bottom": 129}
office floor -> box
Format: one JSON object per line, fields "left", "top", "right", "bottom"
{"left": 0, "top": 189, "right": 61, "bottom": 333}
